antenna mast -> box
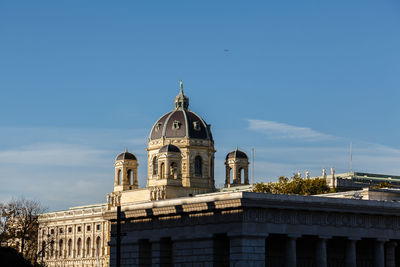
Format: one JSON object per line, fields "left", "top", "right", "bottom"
{"left": 251, "top": 148, "right": 254, "bottom": 184}
{"left": 350, "top": 141, "right": 353, "bottom": 172}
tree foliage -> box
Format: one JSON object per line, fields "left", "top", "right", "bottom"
{"left": 253, "top": 175, "right": 335, "bottom": 195}
{"left": 371, "top": 182, "right": 393, "bottom": 189}
{"left": 0, "top": 198, "right": 46, "bottom": 265}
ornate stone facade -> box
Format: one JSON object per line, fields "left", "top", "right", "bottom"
{"left": 38, "top": 204, "right": 109, "bottom": 267}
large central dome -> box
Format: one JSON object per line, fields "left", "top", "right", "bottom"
{"left": 149, "top": 82, "right": 213, "bottom": 141}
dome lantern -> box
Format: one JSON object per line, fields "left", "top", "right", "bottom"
{"left": 174, "top": 80, "right": 189, "bottom": 110}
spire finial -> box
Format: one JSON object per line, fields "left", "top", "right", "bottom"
{"left": 235, "top": 146, "right": 238, "bottom": 151}
{"left": 179, "top": 80, "right": 183, "bottom": 93}
{"left": 125, "top": 148, "right": 128, "bottom": 153}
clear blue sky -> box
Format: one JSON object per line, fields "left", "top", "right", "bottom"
{"left": 1, "top": 1, "right": 399, "bottom": 210}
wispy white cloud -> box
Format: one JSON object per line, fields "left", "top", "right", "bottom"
{"left": 0, "top": 143, "right": 110, "bottom": 166}
{"left": 247, "top": 119, "right": 334, "bottom": 141}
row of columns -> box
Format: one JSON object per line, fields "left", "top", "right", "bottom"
{"left": 282, "top": 235, "right": 396, "bottom": 267}
{"left": 115, "top": 235, "right": 398, "bottom": 267}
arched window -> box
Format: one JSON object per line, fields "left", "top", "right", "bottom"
{"left": 195, "top": 156, "right": 202, "bottom": 175}
{"left": 160, "top": 163, "right": 165, "bottom": 179}
{"left": 77, "top": 238, "right": 82, "bottom": 257}
{"left": 117, "top": 169, "right": 121, "bottom": 185}
{"left": 59, "top": 239, "right": 63, "bottom": 257}
{"left": 127, "top": 169, "right": 132, "bottom": 185}
{"left": 41, "top": 241, "right": 46, "bottom": 257}
{"left": 86, "top": 237, "right": 91, "bottom": 256}
{"left": 96, "top": 236, "right": 101, "bottom": 257}
{"left": 50, "top": 241, "right": 54, "bottom": 257}
{"left": 238, "top": 168, "right": 244, "bottom": 183}
{"left": 170, "top": 162, "right": 178, "bottom": 179}
{"left": 68, "top": 239, "right": 72, "bottom": 257}
{"left": 153, "top": 157, "right": 158, "bottom": 175}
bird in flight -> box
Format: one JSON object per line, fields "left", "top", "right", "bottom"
{"left": 224, "top": 49, "right": 231, "bottom": 52}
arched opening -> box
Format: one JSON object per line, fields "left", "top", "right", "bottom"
{"left": 153, "top": 157, "right": 158, "bottom": 175}
{"left": 50, "top": 241, "right": 54, "bottom": 257}
{"left": 96, "top": 236, "right": 101, "bottom": 257}
{"left": 170, "top": 162, "right": 178, "bottom": 179}
{"left": 195, "top": 156, "right": 202, "bottom": 176}
{"left": 127, "top": 169, "right": 132, "bottom": 185}
{"left": 68, "top": 239, "right": 72, "bottom": 257}
{"left": 211, "top": 158, "right": 214, "bottom": 178}
{"left": 77, "top": 238, "right": 82, "bottom": 257}
{"left": 86, "top": 237, "right": 91, "bottom": 257}
{"left": 59, "top": 239, "right": 63, "bottom": 257}
{"left": 238, "top": 168, "right": 244, "bottom": 184}
{"left": 160, "top": 163, "right": 165, "bottom": 179}
{"left": 117, "top": 169, "right": 121, "bottom": 185}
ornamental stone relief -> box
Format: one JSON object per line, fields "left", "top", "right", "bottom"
{"left": 244, "top": 209, "right": 400, "bottom": 230}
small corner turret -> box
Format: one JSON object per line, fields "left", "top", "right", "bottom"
{"left": 113, "top": 149, "right": 138, "bottom": 192}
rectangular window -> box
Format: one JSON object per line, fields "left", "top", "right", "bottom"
{"left": 96, "top": 224, "right": 100, "bottom": 231}
{"left": 50, "top": 229, "right": 54, "bottom": 235}
{"left": 160, "top": 237, "right": 173, "bottom": 266}
{"left": 59, "top": 228, "right": 63, "bottom": 234}
{"left": 213, "top": 233, "right": 229, "bottom": 266}
{"left": 87, "top": 225, "right": 91, "bottom": 231}
{"left": 77, "top": 226, "right": 81, "bottom": 232}
{"left": 68, "top": 227, "right": 72, "bottom": 233}
{"left": 139, "top": 239, "right": 152, "bottom": 266}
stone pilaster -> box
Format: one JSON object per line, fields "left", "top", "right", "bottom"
{"left": 316, "top": 237, "right": 329, "bottom": 267}
{"left": 151, "top": 241, "right": 161, "bottom": 266}
{"left": 374, "top": 239, "right": 385, "bottom": 267}
{"left": 345, "top": 238, "right": 357, "bottom": 267}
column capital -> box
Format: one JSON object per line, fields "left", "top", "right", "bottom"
{"left": 318, "top": 236, "right": 331, "bottom": 240}
{"left": 348, "top": 237, "right": 361, "bottom": 241}
{"left": 229, "top": 234, "right": 268, "bottom": 239}
{"left": 376, "top": 238, "right": 389, "bottom": 243}
{"left": 287, "top": 234, "right": 301, "bottom": 239}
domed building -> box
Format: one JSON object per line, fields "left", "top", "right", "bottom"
{"left": 147, "top": 81, "right": 215, "bottom": 197}
{"left": 106, "top": 81, "right": 216, "bottom": 205}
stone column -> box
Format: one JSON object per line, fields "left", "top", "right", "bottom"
{"left": 316, "top": 237, "right": 329, "bottom": 267}
{"left": 232, "top": 164, "right": 237, "bottom": 184}
{"left": 151, "top": 241, "right": 161, "bottom": 266}
{"left": 229, "top": 235, "right": 266, "bottom": 266}
{"left": 374, "top": 239, "right": 385, "bottom": 267}
{"left": 345, "top": 238, "right": 357, "bottom": 267}
{"left": 244, "top": 166, "right": 249, "bottom": 185}
{"left": 386, "top": 241, "right": 397, "bottom": 267}
{"left": 225, "top": 165, "right": 230, "bottom": 186}
{"left": 285, "top": 235, "right": 298, "bottom": 267}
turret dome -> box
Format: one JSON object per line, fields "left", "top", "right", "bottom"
{"left": 226, "top": 148, "right": 248, "bottom": 160}
{"left": 116, "top": 150, "right": 137, "bottom": 161}
{"left": 159, "top": 144, "right": 181, "bottom": 153}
